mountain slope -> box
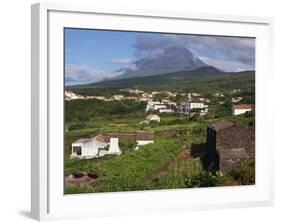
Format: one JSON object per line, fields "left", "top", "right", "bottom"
{"left": 68, "top": 67, "right": 255, "bottom": 92}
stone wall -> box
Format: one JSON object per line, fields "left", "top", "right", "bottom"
{"left": 207, "top": 120, "right": 255, "bottom": 173}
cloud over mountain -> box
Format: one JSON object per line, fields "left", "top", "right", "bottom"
{"left": 114, "top": 45, "right": 208, "bottom": 79}
{"left": 133, "top": 34, "right": 255, "bottom": 72}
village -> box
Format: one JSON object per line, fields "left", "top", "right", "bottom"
{"left": 64, "top": 84, "right": 255, "bottom": 193}
{"left": 65, "top": 88, "right": 252, "bottom": 118}
{"left": 65, "top": 87, "right": 254, "bottom": 181}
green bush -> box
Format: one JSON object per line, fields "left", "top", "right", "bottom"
{"left": 228, "top": 158, "right": 255, "bottom": 185}
{"left": 190, "top": 113, "right": 200, "bottom": 121}
{"left": 184, "top": 171, "right": 229, "bottom": 188}
{"left": 68, "top": 123, "right": 87, "bottom": 130}
{"left": 119, "top": 140, "right": 137, "bottom": 154}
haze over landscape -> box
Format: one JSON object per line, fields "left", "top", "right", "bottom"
{"left": 65, "top": 29, "right": 255, "bottom": 86}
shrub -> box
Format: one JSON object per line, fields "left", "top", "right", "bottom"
{"left": 190, "top": 113, "right": 200, "bottom": 121}
{"left": 228, "top": 158, "right": 255, "bottom": 185}
{"left": 184, "top": 171, "right": 229, "bottom": 188}
{"left": 68, "top": 123, "right": 87, "bottom": 130}
{"left": 119, "top": 140, "right": 137, "bottom": 154}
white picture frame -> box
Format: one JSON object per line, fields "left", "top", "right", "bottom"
{"left": 31, "top": 2, "right": 274, "bottom": 221}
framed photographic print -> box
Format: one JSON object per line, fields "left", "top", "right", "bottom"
{"left": 31, "top": 2, "right": 274, "bottom": 221}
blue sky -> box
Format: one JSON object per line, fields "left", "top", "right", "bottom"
{"left": 65, "top": 28, "right": 255, "bottom": 86}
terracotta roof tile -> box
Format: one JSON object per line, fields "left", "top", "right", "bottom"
{"left": 233, "top": 104, "right": 252, "bottom": 109}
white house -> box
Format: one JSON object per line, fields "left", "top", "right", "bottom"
{"left": 159, "top": 108, "right": 173, "bottom": 113}
{"left": 145, "top": 114, "right": 160, "bottom": 123}
{"left": 183, "top": 98, "right": 209, "bottom": 116}
{"left": 185, "top": 99, "right": 205, "bottom": 113}
{"left": 191, "top": 92, "right": 201, "bottom": 97}
{"left": 232, "top": 97, "right": 243, "bottom": 103}
{"left": 145, "top": 101, "right": 161, "bottom": 111}
{"left": 140, "top": 97, "right": 150, "bottom": 102}
{"left": 113, "top": 95, "right": 124, "bottom": 101}
{"left": 71, "top": 135, "right": 121, "bottom": 159}
{"left": 232, "top": 104, "right": 252, "bottom": 116}
{"left": 162, "top": 100, "right": 177, "bottom": 106}
{"left": 153, "top": 104, "right": 167, "bottom": 110}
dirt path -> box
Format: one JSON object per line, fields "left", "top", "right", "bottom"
{"left": 144, "top": 149, "right": 191, "bottom": 180}
{"left": 65, "top": 175, "right": 97, "bottom": 188}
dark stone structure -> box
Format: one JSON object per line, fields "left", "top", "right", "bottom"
{"left": 207, "top": 120, "right": 255, "bottom": 173}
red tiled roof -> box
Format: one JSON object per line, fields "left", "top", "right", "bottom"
{"left": 233, "top": 104, "right": 252, "bottom": 109}
{"left": 95, "top": 135, "right": 110, "bottom": 143}
{"left": 136, "top": 131, "right": 154, "bottom": 141}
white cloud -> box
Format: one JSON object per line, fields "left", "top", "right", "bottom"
{"left": 112, "top": 58, "right": 137, "bottom": 71}
{"left": 199, "top": 57, "right": 254, "bottom": 72}
{"left": 65, "top": 64, "right": 111, "bottom": 86}
{"left": 112, "top": 58, "right": 133, "bottom": 65}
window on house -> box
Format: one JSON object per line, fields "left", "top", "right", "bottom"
{"left": 73, "top": 146, "right": 82, "bottom": 155}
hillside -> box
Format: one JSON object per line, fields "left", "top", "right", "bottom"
{"left": 67, "top": 67, "right": 255, "bottom": 93}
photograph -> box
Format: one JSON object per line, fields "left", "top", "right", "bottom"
{"left": 64, "top": 28, "right": 255, "bottom": 194}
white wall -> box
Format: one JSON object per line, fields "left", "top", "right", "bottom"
{"left": 0, "top": 0, "right": 280, "bottom": 224}
{"left": 233, "top": 108, "right": 252, "bottom": 116}
{"left": 108, "top": 138, "right": 121, "bottom": 154}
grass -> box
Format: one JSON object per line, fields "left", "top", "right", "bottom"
{"left": 143, "top": 157, "right": 204, "bottom": 190}
{"left": 65, "top": 137, "right": 185, "bottom": 193}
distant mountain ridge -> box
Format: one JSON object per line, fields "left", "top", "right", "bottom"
{"left": 112, "top": 45, "right": 208, "bottom": 80}
{"left": 68, "top": 66, "right": 254, "bottom": 91}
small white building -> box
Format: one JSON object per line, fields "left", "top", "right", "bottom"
{"left": 151, "top": 91, "right": 161, "bottom": 95}
{"left": 140, "top": 97, "right": 150, "bottom": 102}
{"left": 145, "top": 114, "right": 160, "bottom": 123}
{"left": 159, "top": 108, "right": 173, "bottom": 113}
{"left": 185, "top": 100, "right": 205, "bottom": 113}
{"left": 113, "top": 95, "right": 124, "bottom": 101}
{"left": 232, "top": 97, "right": 243, "bottom": 103}
{"left": 135, "top": 132, "right": 154, "bottom": 150}
{"left": 191, "top": 93, "right": 201, "bottom": 97}
{"left": 183, "top": 98, "right": 209, "bottom": 116}
{"left": 166, "top": 91, "right": 177, "bottom": 97}
{"left": 145, "top": 101, "right": 161, "bottom": 111}
{"left": 71, "top": 135, "right": 121, "bottom": 159}
{"left": 153, "top": 104, "right": 167, "bottom": 110}
{"left": 232, "top": 104, "right": 252, "bottom": 116}
{"left": 162, "top": 100, "right": 177, "bottom": 106}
